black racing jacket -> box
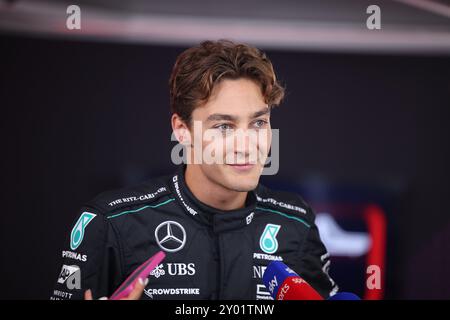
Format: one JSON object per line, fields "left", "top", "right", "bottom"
{"left": 51, "top": 165, "right": 338, "bottom": 300}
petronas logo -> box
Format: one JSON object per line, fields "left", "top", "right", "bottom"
{"left": 259, "top": 224, "right": 281, "bottom": 254}
{"left": 70, "top": 212, "right": 96, "bottom": 250}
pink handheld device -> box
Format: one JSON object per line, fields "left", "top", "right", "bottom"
{"left": 109, "top": 250, "right": 166, "bottom": 300}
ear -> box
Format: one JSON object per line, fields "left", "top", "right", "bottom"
{"left": 171, "top": 114, "right": 191, "bottom": 145}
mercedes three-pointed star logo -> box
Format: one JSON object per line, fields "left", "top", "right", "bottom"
{"left": 154, "top": 221, "right": 186, "bottom": 252}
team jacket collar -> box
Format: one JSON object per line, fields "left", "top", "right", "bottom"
{"left": 169, "top": 165, "right": 257, "bottom": 233}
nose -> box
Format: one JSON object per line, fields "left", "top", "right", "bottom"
{"left": 229, "top": 129, "right": 258, "bottom": 163}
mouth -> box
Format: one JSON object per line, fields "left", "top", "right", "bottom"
{"left": 226, "top": 163, "right": 255, "bottom": 172}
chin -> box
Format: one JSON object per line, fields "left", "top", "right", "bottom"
{"left": 225, "top": 183, "right": 257, "bottom": 192}
{"left": 223, "top": 177, "right": 259, "bottom": 192}
{"left": 222, "top": 165, "right": 262, "bottom": 190}
{"left": 202, "top": 164, "right": 262, "bottom": 192}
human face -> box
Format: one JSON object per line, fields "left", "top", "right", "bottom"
{"left": 187, "top": 78, "right": 272, "bottom": 192}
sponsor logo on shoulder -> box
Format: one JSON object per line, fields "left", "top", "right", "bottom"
{"left": 70, "top": 212, "right": 96, "bottom": 250}
{"left": 253, "top": 252, "right": 283, "bottom": 261}
{"left": 259, "top": 224, "right": 281, "bottom": 254}
{"left": 256, "top": 284, "right": 273, "bottom": 300}
{"left": 253, "top": 265, "right": 275, "bottom": 300}
{"left": 108, "top": 187, "right": 168, "bottom": 207}
{"left": 62, "top": 251, "right": 87, "bottom": 262}
{"left": 150, "top": 263, "right": 196, "bottom": 278}
{"left": 172, "top": 175, "right": 198, "bottom": 216}
{"left": 253, "top": 265, "right": 268, "bottom": 279}
{"left": 51, "top": 290, "right": 73, "bottom": 300}
{"left": 246, "top": 212, "right": 255, "bottom": 225}
{"left": 57, "top": 265, "right": 81, "bottom": 290}
{"left": 256, "top": 195, "right": 307, "bottom": 214}
{"left": 155, "top": 221, "right": 187, "bottom": 253}
{"left": 144, "top": 287, "right": 200, "bottom": 299}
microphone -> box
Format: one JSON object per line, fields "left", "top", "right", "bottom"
{"left": 328, "top": 292, "right": 361, "bottom": 300}
{"left": 262, "top": 261, "right": 323, "bottom": 300}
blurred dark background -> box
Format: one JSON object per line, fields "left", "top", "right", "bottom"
{"left": 0, "top": 0, "right": 449, "bottom": 299}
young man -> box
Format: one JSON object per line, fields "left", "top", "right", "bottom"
{"left": 51, "top": 39, "right": 338, "bottom": 300}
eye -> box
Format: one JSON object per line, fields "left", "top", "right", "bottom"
{"left": 253, "top": 119, "right": 268, "bottom": 128}
{"left": 214, "top": 123, "right": 233, "bottom": 133}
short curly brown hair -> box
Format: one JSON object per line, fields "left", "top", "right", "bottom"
{"left": 169, "top": 39, "right": 285, "bottom": 125}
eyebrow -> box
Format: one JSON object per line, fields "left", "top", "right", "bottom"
{"left": 206, "top": 113, "right": 237, "bottom": 122}
{"left": 206, "top": 107, "right": 270, "bottom": 123}
{"left": 251, "top": 108, "right": 271, "bottom": 119}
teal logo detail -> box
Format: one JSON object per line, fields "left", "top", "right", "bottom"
{"left": 259, "top": 224, "right": 281, "bottom": 254}
{"left": 70, "top": 212, "right": 96, "bottom": 250}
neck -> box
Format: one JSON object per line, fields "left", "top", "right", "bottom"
{"left": 184, "top": 165, "right": 248, "bottom": 211}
